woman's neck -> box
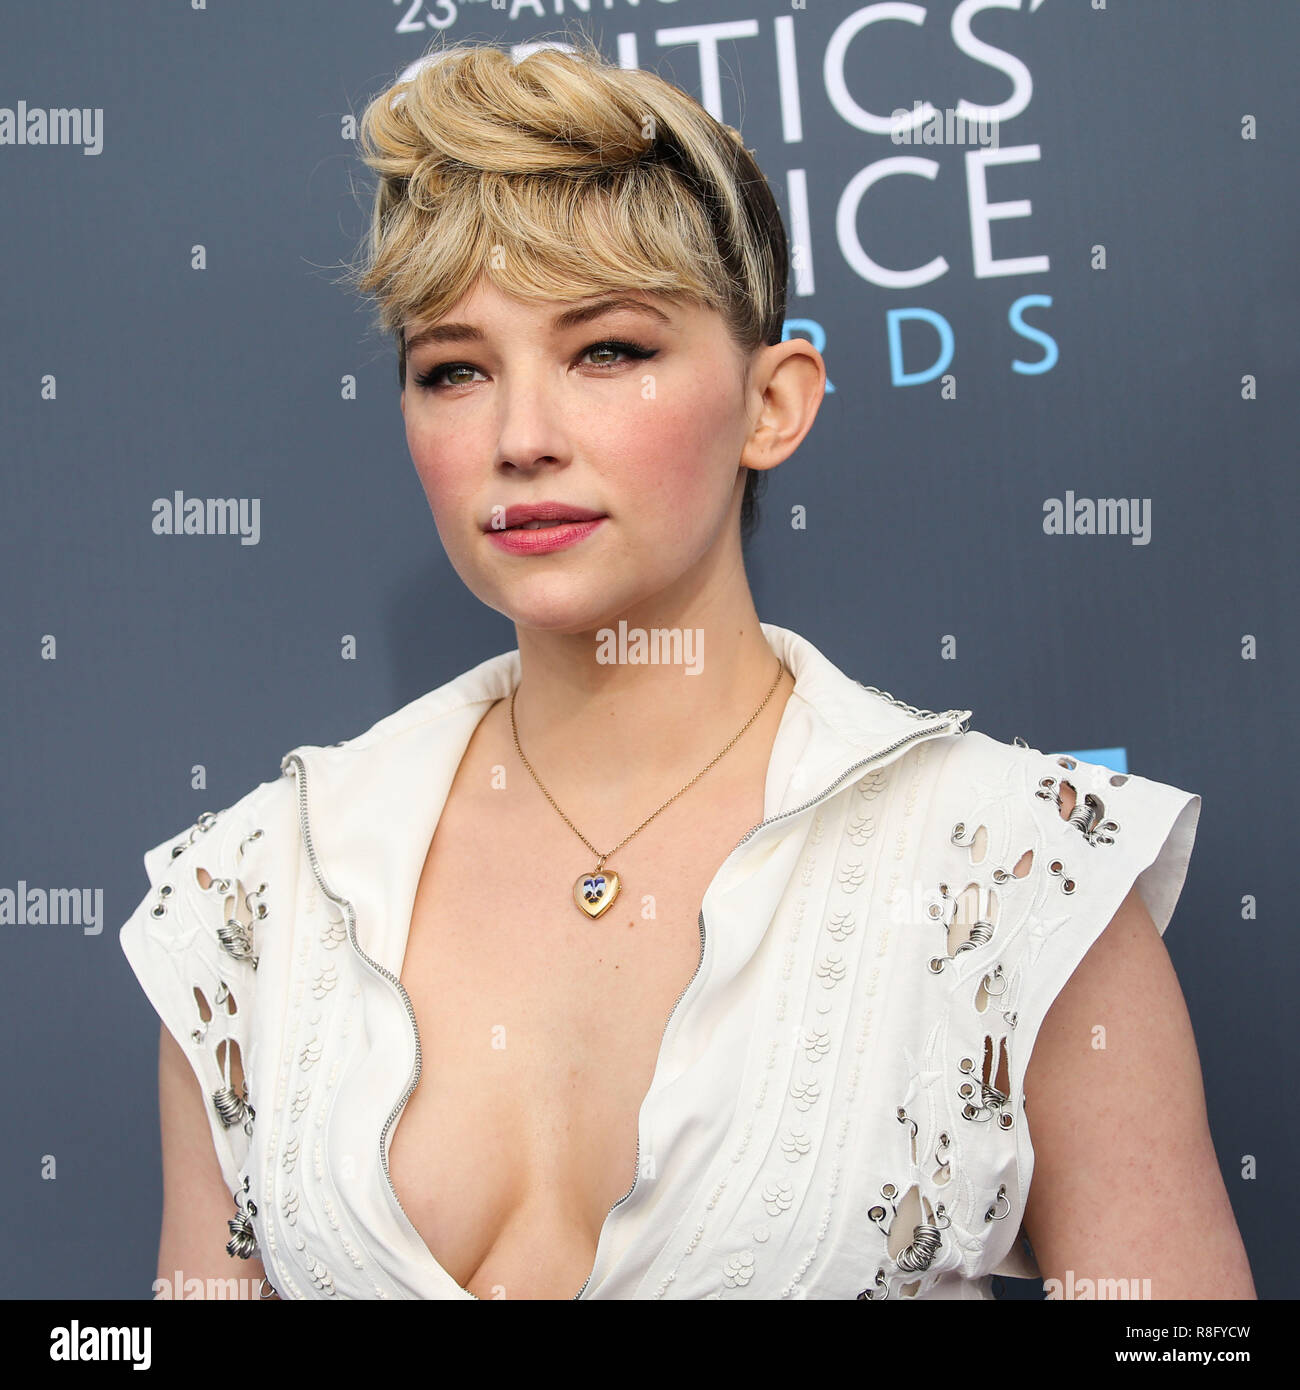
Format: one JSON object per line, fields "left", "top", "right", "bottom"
{"left": 506, "top": 593, "right": 794, "bottom": 824}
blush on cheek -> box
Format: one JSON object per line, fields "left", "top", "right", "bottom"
{"left": 634, "top": 392, "right": 743, "bottom": 515}
{"left": 409, "top": 464, "right": 475, "bottom": 557}
{"left": 407, "top": 421, "right": 473, "bottom": 512}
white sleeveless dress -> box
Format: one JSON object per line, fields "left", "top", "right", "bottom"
{"left": 119, "top": 623, "right": 1200, "bottom": 1299}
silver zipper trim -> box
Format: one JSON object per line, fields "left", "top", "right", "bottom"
{"left": 277, "top": 704, "right": 968, "bottom": 1302}
{"left": 729, "top": 708, "right": 971, "bottom": 857}
{"left": 279, "top": 751, "right": 471, "bottom": 1296}
{"left": 574, "top": 704, "right": 968, "bottom": 1297}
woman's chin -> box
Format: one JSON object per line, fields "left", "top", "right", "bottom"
{"left": 506, "top": 604, "right": 627, "bottom": 638}
{"left": 488, "top": 584, "right": 643, "bottom": 638}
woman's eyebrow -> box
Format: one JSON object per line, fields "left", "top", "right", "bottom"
{"left": 405, "top": 296, "right": 672, "bottom": 352}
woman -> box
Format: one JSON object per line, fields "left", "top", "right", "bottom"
{"left": 120, "top": 37, "right": 1254, "bottom": 1300}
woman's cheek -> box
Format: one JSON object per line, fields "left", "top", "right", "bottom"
{"left": 637, "top": 399, "right": 739, "bottom": 518}
{"left": 407, "top": 454, "right": 468, "bottom": 552}
{"left": 408, "top": 416, "right": 467, "bottom": 505}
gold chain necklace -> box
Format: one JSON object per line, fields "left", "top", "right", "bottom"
{"left": 510, "top": 656, "right": 787, "bottom": 918}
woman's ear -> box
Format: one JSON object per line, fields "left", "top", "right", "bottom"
{"left": 740, "top": 339, "right": 827, "bottom": 475}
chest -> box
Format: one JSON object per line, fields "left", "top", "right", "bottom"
{"left": 385, "top": 777, "right": 765, "bottom": 1299}
{"left": 257, "top": 734, "right": 1034, "bottom": 1299}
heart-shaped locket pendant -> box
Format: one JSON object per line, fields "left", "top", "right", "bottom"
{"left": 574, "top": 868, "right": 621, "bottom": 919}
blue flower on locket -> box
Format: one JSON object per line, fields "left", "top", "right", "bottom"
{"left": 583, "top": 875, "right": 606, "bottom": 903}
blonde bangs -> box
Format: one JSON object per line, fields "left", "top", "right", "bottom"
{"left": 340, "top": 32, "right": 789, "bottom": 536}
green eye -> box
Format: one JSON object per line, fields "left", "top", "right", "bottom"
{"left": 412, "top": 339, "right": 658, "bottom": 391}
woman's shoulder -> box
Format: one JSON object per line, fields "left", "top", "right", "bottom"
{"left": 923, "top": 725, "right": 1201, "bottom": 928}
{"left": 839, "top": 693, "right": 1202, "bottom": 929}
{"left": 902, "top": 723, "right": 1202, "bottom": 1078}
{"left": 118, "top": 772, "right": 291, "bottom": 1205}
{"left": 857, "top": 722, "right": 1203, "bottom": 1287}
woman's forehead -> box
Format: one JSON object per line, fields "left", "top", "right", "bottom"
{"left": 406, "top": 285, "right": 705, "bottom": 340}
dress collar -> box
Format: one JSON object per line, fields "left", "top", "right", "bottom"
{"left": 280, "top": 623, "right": 972, "bottom": 972}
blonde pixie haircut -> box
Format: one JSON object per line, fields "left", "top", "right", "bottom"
{"left": 345, "top": 33, "right": 791, "bottom": 542}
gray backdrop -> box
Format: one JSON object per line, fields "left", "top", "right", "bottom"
{"left": 1, "top": 0, "right": 1293, "bottom": 1299}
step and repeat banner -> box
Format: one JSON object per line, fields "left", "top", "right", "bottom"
{"left": 1, "top": 2, "right": 1293, "bottom": 1300}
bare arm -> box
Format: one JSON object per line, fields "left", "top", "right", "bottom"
{"left": 156, "top": 1021, "right": 278, "bottom": 1299}
{"left": 1021, "top": 782, "right": 1256, "bottom": 1299}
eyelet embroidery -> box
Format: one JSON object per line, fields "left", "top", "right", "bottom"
{"left": 167, "top": 811, "right": 218, "bottom": 864}
{"left": 146, "top": 813, "right": 219, "bottom": 917}
{"left": 925, "top": 817, "right": 1029, "bottom": 973}
{"left": 1035, "top": 773, "right": 1121, "bottom": 849}
{"left": 857, "top": 1270, "right": 890, "bottom": 1299}
{"left": 957, "top": 1040, "right": 1015, "bottom": 1128}
{"left": 884, "top": 769, "right": 1043, "bottom": 1295}
{"left": 154, "top": 810, "right": 272, "bottom": 1265}
{"left": 1047, "top": 857, "right": 1078, "bottom": 894}
{"left": 931, "top": 1129, "right": 952, "bottom": 1185}
{"left": 225, "top": 1174, "right": 258, "bottom": 1259}
{"left": 858, "top": 1172, "right": 952, "bottom": 1297}
{"left": 984, "top": 1184, "right": 1011, "bottom": 1223}
{"left": 896, "top": 1205, "right": 949, "bottom": 1273}
{"left": 914, "top": 742, "right": 1138, "bottom": 1292}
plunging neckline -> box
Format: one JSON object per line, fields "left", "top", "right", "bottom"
{"left": 380, "top": 909, "right": 713, "bottom": 1300}
{"left": 370, "top": 683, "right": 807, "bottom": 1300}
{"left": 274, "top": 627, "right": 976, "bottom": 1298}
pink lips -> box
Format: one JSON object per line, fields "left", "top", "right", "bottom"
{"left": 483, "top": 500, "right": 608, "bottom": 556}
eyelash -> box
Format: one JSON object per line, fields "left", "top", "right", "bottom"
{"left": 411, "top": 339, "right": 658, "bottom": 391}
